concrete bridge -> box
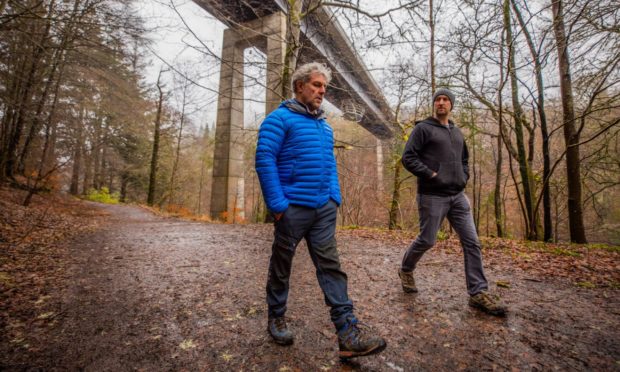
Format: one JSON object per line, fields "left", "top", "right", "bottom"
{"left": 193, "top": 0, "right": 394, "bottom": 221}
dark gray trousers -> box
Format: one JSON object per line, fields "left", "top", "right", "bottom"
{"left": 401, "top": 192, "right": 488, "bottom": 295}
{"left": 266, "top": 200, "right": 354, "bottom": 330}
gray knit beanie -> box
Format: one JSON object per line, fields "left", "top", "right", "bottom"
{"left": 432, "top": 88, "right": 455, "bottom": 110}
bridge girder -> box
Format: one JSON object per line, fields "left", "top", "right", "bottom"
{"left": 194, "top": 0, "right": 395, "bottom": 139}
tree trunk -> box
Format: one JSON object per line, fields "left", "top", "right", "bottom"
{"left": 388, "top": 158, "right": 402, "bottom": 230}
{"left": 495, "top": 30, "right": 505, "bottom": 238}
{"left": 168, "top": 81, "right": 188, "bottom": 207}
{"left": 429, "top": 0, "right": 435, "bottom": 93}
{"left": 147, "top": 72, "right": 165, "bottom": 206}
{"left": 17, "top": 54, "right": 57, "bottom": 175}
{"left": 23, "top": 122, "right": 53, "bottom": 207}
{"left": 198, "top": 156, "right": 207, "bottom": 215}
{"left": 540, "top": 108, "right": 553, "bottom": 241}
{"left": 281, "top": 0, "right": 303, "bottom": 99}
{"left": 98, "top": 119, "right": 109, "bottom": 190}
{"left": 475, "top": 141, "right": 482, "bottom": 233}
{"left": 510, "top": 0, "right": 553, "bottom": 241}
{"left": 18, "top": 0, "right": 78, "bottom": 175}
{"left": 120, "top": 172, "right": 129, "bottom": 203}
{"left": 503, "top": 0, "right": 537, "bottom": 240}
{"left": 70, "top": 109, "right": 84, "bottom": 195}
{"left": 43, "top": 120, "right": 57, "bottom": 172}
{"left": 82, "top": 146, "right": 92, "bottom": 195}
{"left": 91, "top": 116, "right": 102, "bottom": 190}
{"left": 551, "top": 0, "right": 587, "bottom": 243}
{"left": 471, "top": 129, "right": 479, "bottom": 230}
{"left": 5, "top": 0, "right": 55, "bottom": 179}
{"left": 495, "top": 126, "right": 504, "bottom": 237}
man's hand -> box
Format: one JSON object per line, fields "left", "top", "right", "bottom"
{"left": 274, "top": 212, "right": 284, "bottom": 221}
{"left": 430, "top": 172, "right": 437, "bottom": 178}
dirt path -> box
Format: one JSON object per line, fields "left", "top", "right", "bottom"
{"left": 6, "top": 204, "right": 620, "bottom": 371}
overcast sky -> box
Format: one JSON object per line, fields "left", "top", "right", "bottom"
{"left": 139, "top": 0, "right": 228, "bottom": 130}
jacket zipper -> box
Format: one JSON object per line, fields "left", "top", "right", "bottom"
{"left": 447, "top": 125, "right": 457, "bottom": 183}
{"left": 318, "top": 119, "right": 326, "bottom": 195}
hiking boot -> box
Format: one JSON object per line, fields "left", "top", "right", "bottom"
{"left": 469, "top": 291, "right": 507, "bottom": 316}
{"left": 398, "top": 269, "right": 418, "bottom": 293}
{"left": 268, "top": 317, "right": 294, "bottom": 345}
{"left": 338, "top": 318, "right": 387, "bottom": 359}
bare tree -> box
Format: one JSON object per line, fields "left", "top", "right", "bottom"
{"left": 551, "top": 0, "right": 586, "bottom": 243}
{"left": 503, "top": 0, "right": 538, "bottom": 240}
{"left": 147, "top": 70, "right": 166, "bottom": 206}
{"left": 511, "top": 0, "right": 554, "bottom": 241}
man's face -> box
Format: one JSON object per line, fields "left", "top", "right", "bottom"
{"left": 295, "top": 73, "right": 327, "bottom": 111}
{"left": 434, "top": 95, "right": 452, "bottom": 116}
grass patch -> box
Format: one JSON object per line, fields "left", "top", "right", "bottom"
{"left": 437, "top": 230, "right": 449, "bottom": 241}
{"left": 84, "top": 187, "right": 119, "bottom": 204}
{"left": 575, "top": 281, "right": 596, "bottom": 289}
{"left": 549, "top": 247, "right": 582, "bottom": 257}
{"left": 587, "top": 243, "right": 620, "bottom": 253}
{"left": 606, "top": 281, "right": 620, "bottom": 290}
{"left": 0, "top": 271, "right": 12, "bottom": 286}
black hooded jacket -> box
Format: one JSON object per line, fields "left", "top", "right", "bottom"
{"left": 401, "top": 116, "right": 470, "bottom": 196}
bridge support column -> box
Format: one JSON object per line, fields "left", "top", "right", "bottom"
{"left": 210, "top": 11, "right": 286, "bottom": 222}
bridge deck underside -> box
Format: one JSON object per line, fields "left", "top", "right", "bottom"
{"left": 194, "top": 0, "right": 394, "bottom": 139}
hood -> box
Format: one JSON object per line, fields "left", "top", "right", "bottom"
{"left": 280, "top": 99, "right": 326, "bottom": 119}
{"left": 415, "top": 116, "right": 455, "bottom": 129}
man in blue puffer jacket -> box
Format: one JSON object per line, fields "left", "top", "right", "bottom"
{"left": 255, "top": 62, "right": 386, "bottom": 359}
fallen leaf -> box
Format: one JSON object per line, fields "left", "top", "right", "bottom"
{"left": 179, "top": 339, "right": 196, "bottom": 350}
{"left": 37, "top": 312, "right": 55, "bottom": 320}
{"left": 496, "top": 280, "right": 511, "bottom": 288}
{"left": 34, "top": 295, "right": 51, "bottom": 305}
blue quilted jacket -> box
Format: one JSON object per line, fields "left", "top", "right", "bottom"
{"left": 255, "top": 99, "right": 342, "bottom": 213}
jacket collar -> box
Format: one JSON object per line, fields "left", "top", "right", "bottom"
{"left": 281, "top": 99, "right": 326, "bottom": 119}
{"left": 416, "top": 116, "right": 455, "bottom": 129}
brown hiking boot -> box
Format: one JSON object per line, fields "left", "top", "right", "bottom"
{"left": 268, "top": 317, "right": 294, "bottom": 345}
{"left": 469, "top": 291, "right": 507, "bottom": 316}
{"left": 338, "top": 319, "right": 386, "bottom": 360}
{"left": 398, "top": 269, "right": 418, "bottom": 293}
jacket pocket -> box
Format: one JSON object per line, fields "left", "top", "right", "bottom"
{"left": 425, "top": 160, "right": 440, "bottom": 178}
{"left": 456, "top": 165, "right": 467, "bottom": 189}
{"left": 282, "top": 159, "right": 296, "bottom": 184}
{"left": 434, "top": 162, "right": 463, "bottom": 188}
{"left": 274, "top": 207, "right": 294, "bottom": 250}
{"left": 431, "top": 163, "right": 446, "bottom": 185}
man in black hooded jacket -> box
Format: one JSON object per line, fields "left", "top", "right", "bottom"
{"left": 398, "top": 88, "right": 506, "bottom": 316}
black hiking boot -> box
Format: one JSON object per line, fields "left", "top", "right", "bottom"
{"left": 268, "top": 317, "right": 294, "bottom": 345}
{"left": 398, "top": 269, "right": 418, "bottom": 293}
{"left": 338, "top": 318, "right": 386, "bottom": 360}
{"left": 469, "top": 291, "right": 507, "bottom": 316}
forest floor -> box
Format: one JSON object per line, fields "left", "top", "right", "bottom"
{"left": 1, "top": 186, "right": 619, "bottom": 371}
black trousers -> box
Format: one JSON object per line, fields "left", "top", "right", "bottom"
{"left": 266, "top": 200, "right": 354, "bottom": 330}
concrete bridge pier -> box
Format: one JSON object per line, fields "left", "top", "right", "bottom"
{"left": 210, "top": 11, "right": 286, "bottom": 222}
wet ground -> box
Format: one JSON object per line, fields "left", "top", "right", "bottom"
{"left": 4, "top": 204, "right": 619, "bottom": 371}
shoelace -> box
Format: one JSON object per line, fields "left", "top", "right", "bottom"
{"left": 478, "top": 292, "right": 498, "bottom": 306}
{"left": 274, "top": 317, "right": 288, "bottom": 331}
{"left": 341, "top": 319, "right": 373, "bottom": 343}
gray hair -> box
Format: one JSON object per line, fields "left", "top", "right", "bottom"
{"left": 291, "top": 62, "right": 332, "bottom": 94}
